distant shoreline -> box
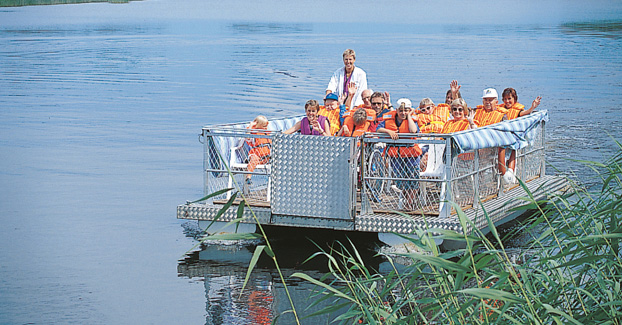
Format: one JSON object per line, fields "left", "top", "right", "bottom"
{"left": 1, "top": 0, "right": 136, "bottom": 7}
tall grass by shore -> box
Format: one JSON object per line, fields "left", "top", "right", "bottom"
{"left": 292, "top": 142, "right": 622, "bottom": 324}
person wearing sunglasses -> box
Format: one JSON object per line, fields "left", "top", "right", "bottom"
{"left": 441, "top": 98, "right": 477, "bottom": 133}
{"left": 435, "top": 80, "right": 462, "bottom": 120}
{"left": 415, "top": 98, "right": 447, "bottom": 134}
{"left": 357, "top": 88, "right": 374, "bottom": 110}
{"left": 368, "top": 91, "right": 393, "bottom": 132}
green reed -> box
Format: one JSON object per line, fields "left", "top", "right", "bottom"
{"left": 183, "top": 146, "right": 301, "bottom": 325}
{"left": 293, "top": 141, "right": 622, "bottom": 324}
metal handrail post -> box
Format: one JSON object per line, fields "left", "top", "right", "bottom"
{"left": 440, "top": 136, "right": 453, "bottom": 219}
{"left": 203, "top": 130, "right": 209, "bottom": 198}
{"left": 540, "top": 121, "right": 546, "bottom": 177}
{"left": 473, "top": 149, "right": 480, "bottom": 207}
{"left": 360, "top": 136, "right": 371, "bottom": 215}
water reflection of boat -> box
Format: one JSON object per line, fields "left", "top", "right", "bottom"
{"left": 177, "top": 110, "right": 567, "bottom": 250}
{"left": 178, "top": 239, "right": 359, "bottom": 324}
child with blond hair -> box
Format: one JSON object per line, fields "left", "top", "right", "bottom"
{"left": 245, "top": 115, "right": 271, "bottom": 193}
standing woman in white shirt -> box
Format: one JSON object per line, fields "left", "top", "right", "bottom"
{"left": 326, "top": 49, "right": 368, "bottom": 107}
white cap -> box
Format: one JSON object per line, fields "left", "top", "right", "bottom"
{"left": 396, "top": 98, "right": 412, "bottom": 109}
{"left": 482, "top": 88, "right": 498, "bottom": 99}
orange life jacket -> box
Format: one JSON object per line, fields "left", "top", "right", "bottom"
{"left": 441, "top": 119, "right": 476, "bottom": 160}
{"left": 341, "top": 108, "right": 376, "bottom": 137}
{"left": 504, "top": 102, "right": 525, "bottom": 120}
{"left": 474, "top": 105, "right": 508, "bottom": 127}
{"left": 381, "top": 112, "right": 422, "bottom": 157}
{"left": 441, "top": 119, "right": 472, "bottom": 134}
{"left": 416, "top": 113, "right": 446, "bottom": 134}
{"left": 318, "top": 105, "right": 343, "bottom": 136}
{"left": 435, "top": 103, "right": 452, "bottom": 121}
{"left": 247, "top": 128, "right": 271, "bottom": 158}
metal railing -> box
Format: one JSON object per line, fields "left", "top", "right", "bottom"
{"left": 201, "top": 127, "right": 276, "bottom": 203}
{"left": 200, "top": 117, "right": 546, "bottom": 219}
{"left": 359, "top": 119, "right": 546, "bottom": 218}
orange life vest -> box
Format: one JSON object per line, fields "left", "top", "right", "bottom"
{"left": 435, "top": 103, "right": 452, "bottom": 121}
{"left": 441, "top": 119, "right": 472, "bottom": 134}
{"left": 247, "top": 128, "right": 271, "bottom": 158}
{"left": 504, "top": 102, "right": 525, "bottom": 120}
{"left": 381, "top": 112, "right": 422, "bottom": 157}
{"left": 318, "top": 105, "right": 343, "bottom": 136}
{"left": 341, "top": 108, "right": 376, "bottom": 137}
{"left": 416, "top": 113, "right": 446, "bottom": 134}
{"left": 474, "top": 105, "right": 508, "bottom": 127}
{"left": 439, "top": 120, "right": 475, "bottom": 160}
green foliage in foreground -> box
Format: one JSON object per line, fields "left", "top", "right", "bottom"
{"left": 292, "top": 142, "right": 622, "bottom": 324}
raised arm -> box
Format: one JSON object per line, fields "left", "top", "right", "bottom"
{"left": 383, "top": 92, "right": 393, "bottom": 109}
{"left": 345, "top": 82, "right": 357, "bottom": 108}
{"left": 450, "top": 80, "right": 461, "bottom": 102}
{"left": 520, "top": 96, "right": 541, "bottom": 116}
{"left": 466, "top": 109, "right": 477, "bottom": 129}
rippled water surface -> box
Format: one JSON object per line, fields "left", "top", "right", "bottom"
{"left": 1, "top": 0, "right": 622, "bottom": 323}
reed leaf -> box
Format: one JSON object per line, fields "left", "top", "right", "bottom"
{"left": 291, "top": 272, "right": 359, "bottom": 304}
{"left": 400, "top": 252, "right": 470, "bottom": 273}
{"left": 458, "top": 287, "right": 525, "bottom": 304}
{"left": 186, "top": 187, "right": 233, "bottom": 204}
{"left": 240, "top": 245, "right": 268, "bottom": 299}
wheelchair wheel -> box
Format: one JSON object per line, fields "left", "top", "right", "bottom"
{"left": 366, "top": 149, "right": 386, "bottom": 202}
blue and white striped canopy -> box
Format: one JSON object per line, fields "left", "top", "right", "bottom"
{"left": 450, "top": 110, "right": 549, "bottom": 154}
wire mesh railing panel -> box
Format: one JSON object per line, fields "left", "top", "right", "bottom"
{"left": 451, "top": 153, "right": 476, "bottom": 208}
{"left": 203, "top": 128, "right": 274, "bottom": 204}
{"left": 362, "top": 137, "right": 449, "bottom": 215}
{"left": 516, "top": 122, "right": 545, "bottom": 182}
{"left": 477, "top": 147, "right": 500, "bottom": 199}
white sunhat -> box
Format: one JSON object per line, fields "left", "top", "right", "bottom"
{"left": 482, "top": 88, "right": 498, "bottom": 99}
{"left": 396, "top": 98, "right": 412, "bottom": 109}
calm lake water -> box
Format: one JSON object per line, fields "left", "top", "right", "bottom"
{"left": 1, "top": 0, "right": 622, "bottom": 323}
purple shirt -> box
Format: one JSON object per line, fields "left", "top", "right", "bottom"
{"left": 300, "top": 115, "right": 329, "bottom": 135}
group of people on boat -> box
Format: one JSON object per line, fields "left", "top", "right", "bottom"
{"left": 244, "top": 49, "right": 542, "bottom": 193}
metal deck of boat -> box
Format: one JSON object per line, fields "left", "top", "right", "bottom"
{"left": 178, "top": 174, "right": 567, "bottom": 234}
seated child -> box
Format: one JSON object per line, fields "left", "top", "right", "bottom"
{"left": 501, "top": 88, "right": 542, "bottom": 184}
{"left": 319, "top": 91, "right": 351, "bottom": 136}
{"left": 245, "top": 115, "right": 271, "bottom": 192}
{"left": 415, "top": 98, "right": 447, "bottom": 134}
{"left": 284, "top": 100, "right": 331, "bottom": 136}
{"left": 338, "top": 107, "right": 375, "bottom": 137}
